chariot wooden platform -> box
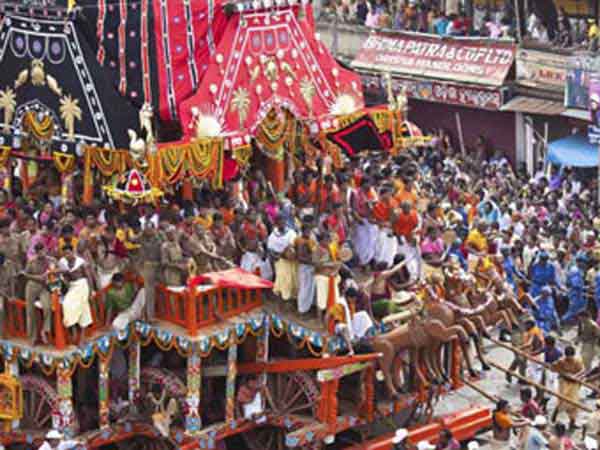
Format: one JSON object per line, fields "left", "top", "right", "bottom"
{"left": 0, "top": 265, "right": 492, "bottom": 450}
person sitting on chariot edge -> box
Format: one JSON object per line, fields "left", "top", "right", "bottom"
{"left": 104, "top": 272, "right": 145, "bottom": 331}
{"left": 38, "top": 429, "right": 80, "bottom": 450}
{"left": 363, "top": 255, "right": 416, "bottom": 320}
{"left": 325, "top": 298, "right": 355, "bottom": 357}
{"left": 325, "top": 286, "right": 376, "bottom": 355}
{"left": 236, "top": 375, "right": 266, "bottom": 424}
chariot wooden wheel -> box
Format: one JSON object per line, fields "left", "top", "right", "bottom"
{"left": 242, "top": 371, "right": 321, "bottom": 450}
{"left": 138, "top": 368, "right": 186, "bottom": 425}
{"left": 20, "top": 375, "right": 79, "bottom": 433}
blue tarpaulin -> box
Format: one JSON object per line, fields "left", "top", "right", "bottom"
{"left": 547, "top": 134, "right": 598, "bottom": 167}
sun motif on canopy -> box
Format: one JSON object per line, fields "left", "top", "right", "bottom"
{"left": 329, "top": 93, "right": 359, "bottom": 116}
{"left": 191, "top": 105, "right": 226, "bottom": 138}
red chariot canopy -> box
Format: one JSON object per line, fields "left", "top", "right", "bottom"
{"left": 179, "top": 3, "right": 364, "bottom": 137}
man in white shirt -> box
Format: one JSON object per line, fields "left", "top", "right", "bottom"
{"left": 138, "top": 205, "right": 159, "bottom": 230}
{"left": 525, "top": 415, "right": 548, "bottom": 450}
{"left": 240, "top": 240, "right": 273, "bottom": 281}
{"left": 527, "top": 12, "right": 540, "bottom": 36}
{"left": 267, "top": 216, "right": 298, "bottom": 301}
{"left": 38, "top": 430, "right": 80, "bottom": 450}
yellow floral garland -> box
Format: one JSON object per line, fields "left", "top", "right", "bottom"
{"left": 85, "top": 147, "right": 130, "bottom": 177}
{"left": 255, "top": 110, "right": 296, "bottom": 160}
{"left": 157, "top": 138, "right": 224, "bottom": 188}
{"left": 52, "top": 152, "right": 76, "bottom": 173}
{"left": 23, "top": 111, "right": 54, "bottom": 141}
{"left": 232, "top": 145, "right": 253, "bottom": 167}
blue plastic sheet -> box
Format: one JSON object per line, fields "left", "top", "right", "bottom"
{"left": 547, "top": 134, "right": 598, "bottom": 168}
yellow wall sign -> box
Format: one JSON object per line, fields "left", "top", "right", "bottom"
{"left": 473, "top": 0, "right": 506, "bottom": 9}
{"left": 554, "top": 0, "right": 594, "bottom": 16}
{"left": 474, "top": 0, "right": 593, "bottom": 16}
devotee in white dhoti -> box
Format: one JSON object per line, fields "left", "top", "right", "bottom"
{"left": 267, "top": 216, "right": 298, "bottom": 302}
{"left": 58, "top": 245, "right": 93, "bottom": 345}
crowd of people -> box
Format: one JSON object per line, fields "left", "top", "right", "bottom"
{"left": 317, "top": 0, "right": 600, "bottom": 51}
{"left": 527, "top": 8, "right": 600, "bottom": 50}
{"left": 6, "top": 123, "right": 600, "bottom": 448}
{"left": 320, "top": 0, "right": 501, "bottom": 36}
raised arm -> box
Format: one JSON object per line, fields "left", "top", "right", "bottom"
{"left": 380, "top": 255, "right": 413, "bottom": 279}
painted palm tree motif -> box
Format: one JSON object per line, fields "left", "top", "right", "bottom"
{"left": 0, "top": 88, "right": 16, "bottom": 133}
{"left": 231, "top": 87, "right": 251, "bottom": 129}
{"left": 299, "top": 77, "right": 316, "bottom": 116}
{"left": 59, "top": 95, "right": 82, "bottom": 141}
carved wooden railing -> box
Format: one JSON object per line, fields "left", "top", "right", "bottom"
{"left": 4, "top": 290, "right": 68, "bottom": 349}
{"left": 4, "top": 298, "right": 28, "bottom": 339}
{"left": 155, "top": 285, "right": 265, "bottom": 336}
{"left": 3, "top": 274, "right": 142, "bottom": 350}
{"left": 3, "top": 273, "right": 266, "bottom": 347}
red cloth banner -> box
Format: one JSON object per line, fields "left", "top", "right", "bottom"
{"left": 189, "top": 268, "right": 274, "bottom": 290}
{"left": 352, "top": 32, "right": 516, "bottom": 87}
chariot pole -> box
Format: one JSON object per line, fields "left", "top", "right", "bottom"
{"left": 484, "top": 360, "right": 592, "bottom": 414}
{"left": 485, "top": 336, "right": 600, "bottom": 395}
{"left": 460, "top": 378, "right": 499, "bottom": 404}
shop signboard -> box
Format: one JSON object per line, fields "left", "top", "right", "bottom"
{"left": 566, "top": 55, "right": 600, "bottom": 110}
{"left": 588, "top": 75, "right": 600, "bottom": 144}
{"left": 352, "top": 32, "right": 516, "bottom": 87}
{"left": 360, "top": 74, "right": 505, "bottom": 111}
{"left": 516, "top": 49, "right": 568, "bottom": 92}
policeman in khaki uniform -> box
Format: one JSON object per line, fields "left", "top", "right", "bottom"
{"left": 136, "top": 225, "right": 162, "bottom": 321}
{"left": 0, "top": 252, "right": 16, "bottom": 337}
{"left": 578, "top": 310, "right": 600, "bottom": 371}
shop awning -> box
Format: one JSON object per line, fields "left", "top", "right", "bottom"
{"left": 352, "top": 31, "right": 516, "bottom": 87}
{"left": 561, "top": 109, "right": 591, "bottom": 122}
{"left": 500, "top": 96, "right": 565, "bottom": 115}
{"left": 547, "top": 134, "right": 597, "bottom": 167}
{"left": 515, "top": 48, "right": 568, "bottom": 93}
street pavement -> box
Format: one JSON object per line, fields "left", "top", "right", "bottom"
{"left": 431, "top": 329, "right": 596, "bottom": 449}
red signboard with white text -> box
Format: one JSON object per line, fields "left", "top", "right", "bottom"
{"left": 352, "top": 32, "right": 516, "bottom": 87}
